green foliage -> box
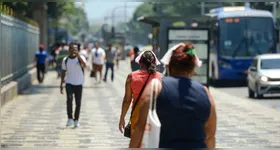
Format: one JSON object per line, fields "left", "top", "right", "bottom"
{"left": 250, "top": 2, "right": 279, "bottom": 12}
{"left": 89, "top": 24, "right": 102, "bottom": 33}
{"left": 1, "top": 2, "right": 89, "bottom": 37}
{"left": 172, "top": 21, "right": 185, "bottom": 27}
{"left": 2, "top": 2, "right": 28, "bottom": 15}
{"left": 62, "top": 5, "right": 89, "bottom": 36}
{"left": 126, "top": 2, "right": 156, "bottom": 45}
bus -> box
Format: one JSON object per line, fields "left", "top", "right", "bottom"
{"left": 205, "top": 6, "right": 278, "bottom": 83}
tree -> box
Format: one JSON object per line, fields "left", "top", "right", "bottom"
{"left": 126, "top": 2, "right": 156, "bottom": 45}
{"left": 60, "top": 4, "right": 89, "bottom": 37}
{"left": 2, "top": 2, "right": 29, "bottom": 15}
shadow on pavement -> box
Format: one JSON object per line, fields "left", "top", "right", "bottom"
{"left": 210, "top": 80, "right": 247, "bottom": 88}
{"left": 249, "top": 96, "right": 280, "bottom": 100}
{"left": 20, "top": 84, "right": 106, "bottom": 95}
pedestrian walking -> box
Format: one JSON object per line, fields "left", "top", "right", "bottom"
{"left": 115, "top": 48, "right": 121, "bottom": 70}
{"left": 103, "top": 43, "right": 117, "bottom": 82}
{"left": 34, "top": 44, "right": 48, "bottom": 84}
{"left": 91, "top": 42, "right": 106, "bottom": 84}
{"left": 129, "top": 42, "right": 216, "bottom": 148}
{"left": 130, "top": 47, "right": 141, "bottom": 71}
{"left": 119, "top": 50, "right": 162, "bottom": 138}
{"left": 56, "top": 44, "right": 69, "bottom": 78}
{"left": 60, "top": 43, "right": 87, "bottom": 127}
{"left": 79, "top": 43, "right": 89, "bottom": 61}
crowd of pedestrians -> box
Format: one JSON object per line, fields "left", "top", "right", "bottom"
{"left": 34, "top": 41, "right": 217, "bottom": 148}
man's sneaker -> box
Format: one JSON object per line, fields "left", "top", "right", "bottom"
{"left": 66, "top": 119, "right": 74, "bottom": 126}
{"left": 74, "top": 120, "right": 79, "bottom": 127}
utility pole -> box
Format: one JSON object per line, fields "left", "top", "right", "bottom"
{"left": 201, "top": 2, "right": 205, "bottom": 15}
{"left": 273, "top": 2, "right": 277, "bottom": 19}
{"left": 124, "top": 2, "right": 127, "bottom": 25}
{"left": 124, "top": 2, "right": 127, "bottom": 39}
{"left": 123, "top": 2, "right": 127, "bottom": 60}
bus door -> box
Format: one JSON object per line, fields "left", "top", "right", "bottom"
{"left": 167, "top": 27, "right": 210, "bottom": 87}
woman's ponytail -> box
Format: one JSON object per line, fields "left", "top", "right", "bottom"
{"left": 140, "top": 51, "right": 157, "bottom": 74}
{"left": 148, "top": 63, "right": 156, "bottom": 74}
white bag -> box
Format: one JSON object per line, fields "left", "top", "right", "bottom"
{"left": 141, "top": 79, "right": 161, "bottom": 148}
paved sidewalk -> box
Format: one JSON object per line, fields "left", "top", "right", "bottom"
{"left": 1, "top": 60, "right": 280, "bottom": 148}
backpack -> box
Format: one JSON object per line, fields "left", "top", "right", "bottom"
{"left": 65, "top": 57, "right": 84, "bottom": 75}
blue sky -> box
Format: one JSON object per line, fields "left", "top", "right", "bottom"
{"left": 77, "top": 2, "right": 143, "bottom": 25}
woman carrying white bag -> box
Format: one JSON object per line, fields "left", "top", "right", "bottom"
{"left": 141, "top": 78, "right": 161, "bottom": 148}
{"left": 129, "top": 42, "right": 217, "bottom": 148}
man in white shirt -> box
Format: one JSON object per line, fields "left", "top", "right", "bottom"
{"left": 79, "top": 43, "right": 89, "bottom": 60}
{"left": 60, "top": 43, "right": 87, "bottom": 127}
{"left": 91, "top": 42, "right": 106, "bottom": 84}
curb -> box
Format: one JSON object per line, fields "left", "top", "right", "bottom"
{"left": 1, "top": 68, "right": 36, "bottom": 107}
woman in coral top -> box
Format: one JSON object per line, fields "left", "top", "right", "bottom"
{"left": 119, "top": 50, "right": 162, "bottom": 135}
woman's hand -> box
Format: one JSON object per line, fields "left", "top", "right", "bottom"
{"left": 119, "top": 118, "right": 125, "bottom": 133}
{"left": 119, "top": 74, "right": 132, "bottom": 133}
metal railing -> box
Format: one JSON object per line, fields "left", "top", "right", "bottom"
{"left": 0, "top": 4, "right": 40, "bottom": 85}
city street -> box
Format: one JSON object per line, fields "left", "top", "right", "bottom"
{"left": 2, "top": 1, "right": 280, "bottom": 149}
{"left": 220, "top": 87, "right": 280, "bottom": 110}
{"left": 1, "top": 60, "right": 280, "bottom": 148}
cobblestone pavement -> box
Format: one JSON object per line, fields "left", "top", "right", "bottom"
{"left": 1, "top": 60, "right": 280, "bottom": 148}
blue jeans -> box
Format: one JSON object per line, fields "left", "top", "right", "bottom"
{"left": 104, "top": 62, "right": 114, "bottom": 82}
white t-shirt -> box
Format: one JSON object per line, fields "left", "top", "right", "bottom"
{"left": 91, "top": 47, "right": 106, "bottom": 65}
{"left": 62, "top": 56, "right": 86, "bottom": 85}
{"left": 80, "top": 49, "right": 88, "bottom": 59}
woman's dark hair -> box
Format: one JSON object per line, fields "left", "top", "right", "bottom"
{"left": 133, "top": 47, "right": 139, "bottom": 54}
{"left": 169, "top": 42, "right": 196, "bottom": 73}
{"left": 69, "top": 42, "right": 80, "bottom": 51}
{"left": 140, "top": 51, "right": 156, "bottom": 74}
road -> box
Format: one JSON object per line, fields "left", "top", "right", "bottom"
{"left": 218, "top": 86, "right": 280, "bottom": 110}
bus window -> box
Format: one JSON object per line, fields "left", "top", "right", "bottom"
{"left": 247, "top": 18, "right": 275, "bottom": 55}
{"left": 219, "top": 17, "right": 246, "bottom": 57}
{"left": 219, "top": 17, "right": 275, "bottom": 57}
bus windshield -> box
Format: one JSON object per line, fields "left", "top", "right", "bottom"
{"left": 219, "top": 17, "right": 275, "bottom": 57}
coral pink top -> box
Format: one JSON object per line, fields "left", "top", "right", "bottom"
{"left": 131, "top": 70, "right": 162, "bottom": 103}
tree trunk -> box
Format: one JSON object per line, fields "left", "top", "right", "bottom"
{"left": 31, "top": 2, "right": 48, "bottom": 48}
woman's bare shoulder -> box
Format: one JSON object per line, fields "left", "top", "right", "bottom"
{"left": 203, "top": 86, "right": 215, "bottom": 106}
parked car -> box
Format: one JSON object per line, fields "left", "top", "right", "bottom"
{"left": 247, "top": 54, "right": 280, "bottom": 98}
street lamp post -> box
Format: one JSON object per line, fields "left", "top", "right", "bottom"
{"left": 110, "top": 4, "right": 139, "bottom": 60}
{"left": 201, "top": 2, "right": 205, "bottom": 15}
{"left": 273, "top": 2, "right": 277, "bottom": 19}
{"left": 111, "top": 5, "right": 138, "bottom": 34}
